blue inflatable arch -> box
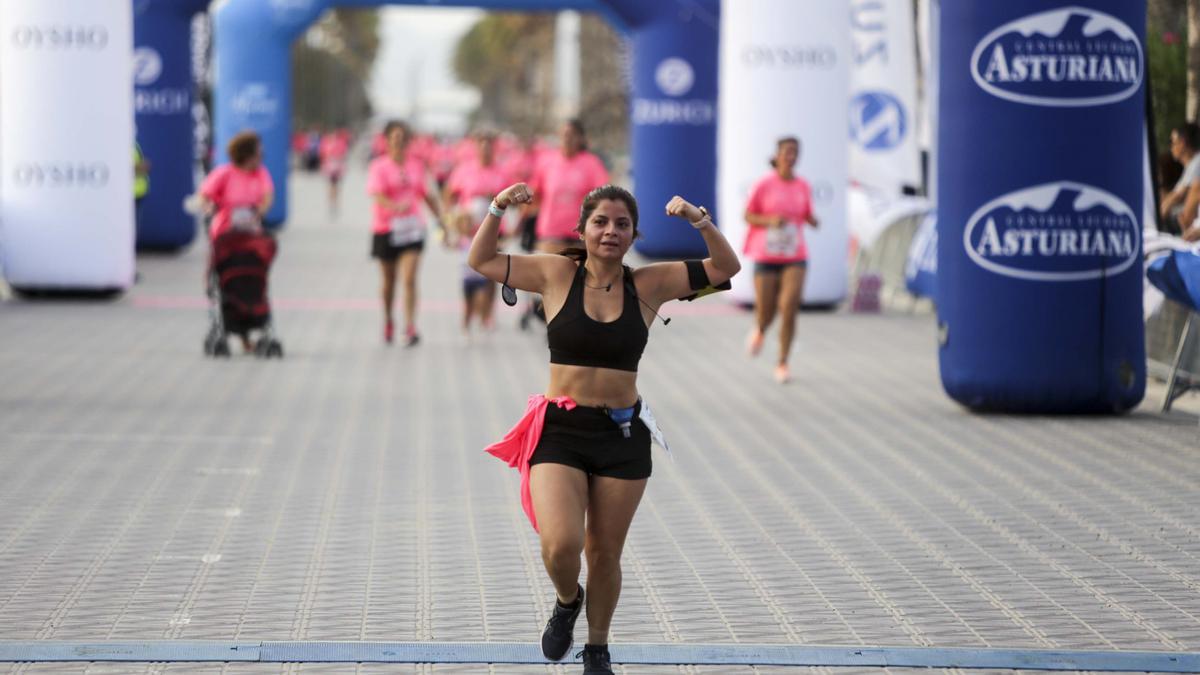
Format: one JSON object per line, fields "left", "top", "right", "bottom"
{"left": 134, "top": 0, "right": 212, "bottom": 249}
{"left": 185, "top": 0, "right": 715, "bottom": 257}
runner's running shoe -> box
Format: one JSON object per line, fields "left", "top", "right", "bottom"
{"left": 541, "top": 584, "right": 584, "bottom": 661}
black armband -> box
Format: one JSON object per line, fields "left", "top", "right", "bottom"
{"left": 680, "top": 259, "right": 732, "bottom": 301}
{"left": 685, "top": 259, "right": 711, "bottom": 291}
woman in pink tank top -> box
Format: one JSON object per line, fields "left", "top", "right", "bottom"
{"left": 197, "top": 131, "right": 274, "bottom": 243}
{"left": 743, "top": 136, "right": 821, "bottom": 384}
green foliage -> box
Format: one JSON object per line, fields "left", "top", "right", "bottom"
{"left": 1148, "top": 18, "right": 1187, "bottom": 152}
{"left": 291, "top": 9, "right": 380, "bottom": 130}
{"left": 293, "top": 43, "right": 372, "bottom": 130}
{"left": 452, "top": 14, "right": 552, "bottom": 91}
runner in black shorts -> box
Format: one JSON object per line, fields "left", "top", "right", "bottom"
{"left": 472, "top": 182, "right": 741, "bottom": 674}
{"left": 365, "top": 121, "right": 442, "bottom": 345}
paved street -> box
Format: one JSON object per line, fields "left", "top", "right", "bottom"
{"left": 1, "top": 167, "right": 1197, "bottom": 674}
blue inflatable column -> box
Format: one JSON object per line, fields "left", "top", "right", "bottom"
{"left": 134, "top": 0, "right": 209, "bottom": 250}
{"left": 213, "top": 0, "right": 322, "bottom": 227}
{"left": 937, "top": 1, "right": 1146, "bottom": 412}
{"left": 620, "top": 1, "right": 718, "bottom": 259}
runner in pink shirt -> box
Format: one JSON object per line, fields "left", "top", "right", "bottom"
{"left": 502, "top": 135, "right": 544, "bottom": 254}
{"left": 442, "top": 131, "right": 511, "bottom": 336}
{"left": 198, "top": 131, "right": 274, "bottom": 243}
{"left": 528, "top": 120, "right": 609, "bottom": 247}
{"left": 366, "top": 120, "right": 444, "bottom": 346}
{"left": 742, "top": 136, "right": 821, "bottom": 384}
{"left": 319, "top": 129, "right": 350, "bottom": 216}
{"left": 369, "top": 130, "right": 388, "bottom": 160}
{"left": 522, "top": 119, "right": 609, "bottom": 328}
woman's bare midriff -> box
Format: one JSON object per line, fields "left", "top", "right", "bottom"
{"left": 546, "top": 364, "right": 639, "bottom": 408}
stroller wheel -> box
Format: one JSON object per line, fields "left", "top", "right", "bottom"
{"left": 266, "top": 341, "right": 284, "bottom": 359}
{"left": 203, "top": 336, "right": 215, "bottom": 356}
{"left": 253, "top": 338, "right": 270, "bottom": 358}
{"left": 213, "top": 339, "right": 231, "bottom": 358}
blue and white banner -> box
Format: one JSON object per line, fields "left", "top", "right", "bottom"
{"left": 849, "top": 0, "right": 921, "bottom": 195}
{"left": 937, "top": 0, "right": 1146, "bottom": 413}
{"left": 0, "top": 0, "right": 134, "bottom": 290}
{"left": 718, "top": 0, "right": 850, "bottom": 305}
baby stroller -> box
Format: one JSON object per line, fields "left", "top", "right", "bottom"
{"left": 203, "top": 229, "right": 284, "bottom": 358}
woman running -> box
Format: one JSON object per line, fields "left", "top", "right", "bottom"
{"left": 366, "top": 120, "right": 442, "bottom": 346}
{"left": 319, "top": 128, "right": 350, "bottom": 216}
{"left": 471, "top": 182, "right": 740, "bottom": 674}
{"left": 742, "top": 136, "right": 820, "bottom": 384}
{"left": 442, "top": 130, "right": 510, "bottom": 335}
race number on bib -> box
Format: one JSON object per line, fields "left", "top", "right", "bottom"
{"left": 230, "top": 207, "right": 259, "bottom": 231}
{"left": 468, "top": 197, "right": 491, "bottom": 224}
{"left": 765, "top": 222, "right": 799, "bottom": 257}
{"left": 389, "top": 215, "right": 425, "bottom": 246}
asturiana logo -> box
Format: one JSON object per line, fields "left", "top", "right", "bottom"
{"left": 963, "top": 182, "right": 1139, "bottom": 281}
{"left": 971, "top": 6, "right": 1142, "bottom": 107}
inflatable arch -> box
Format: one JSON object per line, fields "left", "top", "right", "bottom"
{"left": 206, "top": 0, "right": 719, "bottom": 258}
{"left": 134, "top": 0, "right": 211, "bottom": 250}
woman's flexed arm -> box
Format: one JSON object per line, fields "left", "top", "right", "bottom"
{"left": 637, "top": 196, "right": 742, "bottom": 306}
{"left": 468, "top": 182, "right": 572, "bottom": 294}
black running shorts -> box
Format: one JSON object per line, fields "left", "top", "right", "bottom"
{"left": 371, "top": 233, "right": 424, "bottom": 261}
{"left": 530, "top": 402, "right": 652, "bottom": 480}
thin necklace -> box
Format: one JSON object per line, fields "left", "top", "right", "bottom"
{"left": 583, "top": 264, "right": 620, "bottom": 292}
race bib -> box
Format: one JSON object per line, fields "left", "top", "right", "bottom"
{"left": 468, "top": 197, "right": 491, "bottom": 224}
{"left": 230, "top": 207, "right": 259, "bottom": 231}
{"left": 765, "top": 222, "right": 799, "bottom": 257}
{"left": 389, "top": 215, "right": 425, "bottom": 246}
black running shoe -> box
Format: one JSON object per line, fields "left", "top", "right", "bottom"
{"left": 540, "top": 584, "right": 583, "bottom": 661}
{"left": 578, "top": 643, "right": 613, "bottom": 674}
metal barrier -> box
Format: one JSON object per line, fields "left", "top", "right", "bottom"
{"left": 1147, "top": 299, "right": 1200, "bottom": 411}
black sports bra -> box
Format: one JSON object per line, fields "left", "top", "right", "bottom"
{"left": 547, "top": 264, "right": 649, "bottom": 372}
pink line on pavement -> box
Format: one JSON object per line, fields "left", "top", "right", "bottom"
{"left": 131, "top": 295, "right": 743, "bottom": 315}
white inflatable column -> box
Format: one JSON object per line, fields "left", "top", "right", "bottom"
{"left": 718, "top": 0, "right": 850, "bottom": 305}
{"left": 0, "top": 0, "right": 134, "bottom": 291}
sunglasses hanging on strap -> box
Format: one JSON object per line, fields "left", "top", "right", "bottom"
{"left": 501, "top": 254, "right": 518, "bottom": 306}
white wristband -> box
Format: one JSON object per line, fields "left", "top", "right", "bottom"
{"left": 691, "top": 216, "right": 713, "bottom": 230}
{"left": 488, "top": 202, "right": 505, "bottom": 218}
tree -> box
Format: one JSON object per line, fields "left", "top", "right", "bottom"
{"left": 1149, "top": 0, "right": 1188, "bottom": 150}
{"left": 452, "top": 12, "right": 628, "bottom": 157}
{"left": 1189, "top": 0, "right": 1200, "bottom": 120}
{"left": 292, "top": 8, "right": 380, "bottom": 130}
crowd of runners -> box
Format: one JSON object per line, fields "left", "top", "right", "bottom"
{"left": 282, "top": 120, "right": 817, "bottom": 383}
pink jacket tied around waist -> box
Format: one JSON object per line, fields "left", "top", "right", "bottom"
{"left": 484, "top": 395, "right": 577, "bottom": 532}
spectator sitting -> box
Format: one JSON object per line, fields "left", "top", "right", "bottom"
{"left": 1160, "top": 122, "right": 1200, "bottom": 239}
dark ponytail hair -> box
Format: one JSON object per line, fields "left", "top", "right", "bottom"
{"left": 769, "top": 136, "right": 801, "bottom": 168}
